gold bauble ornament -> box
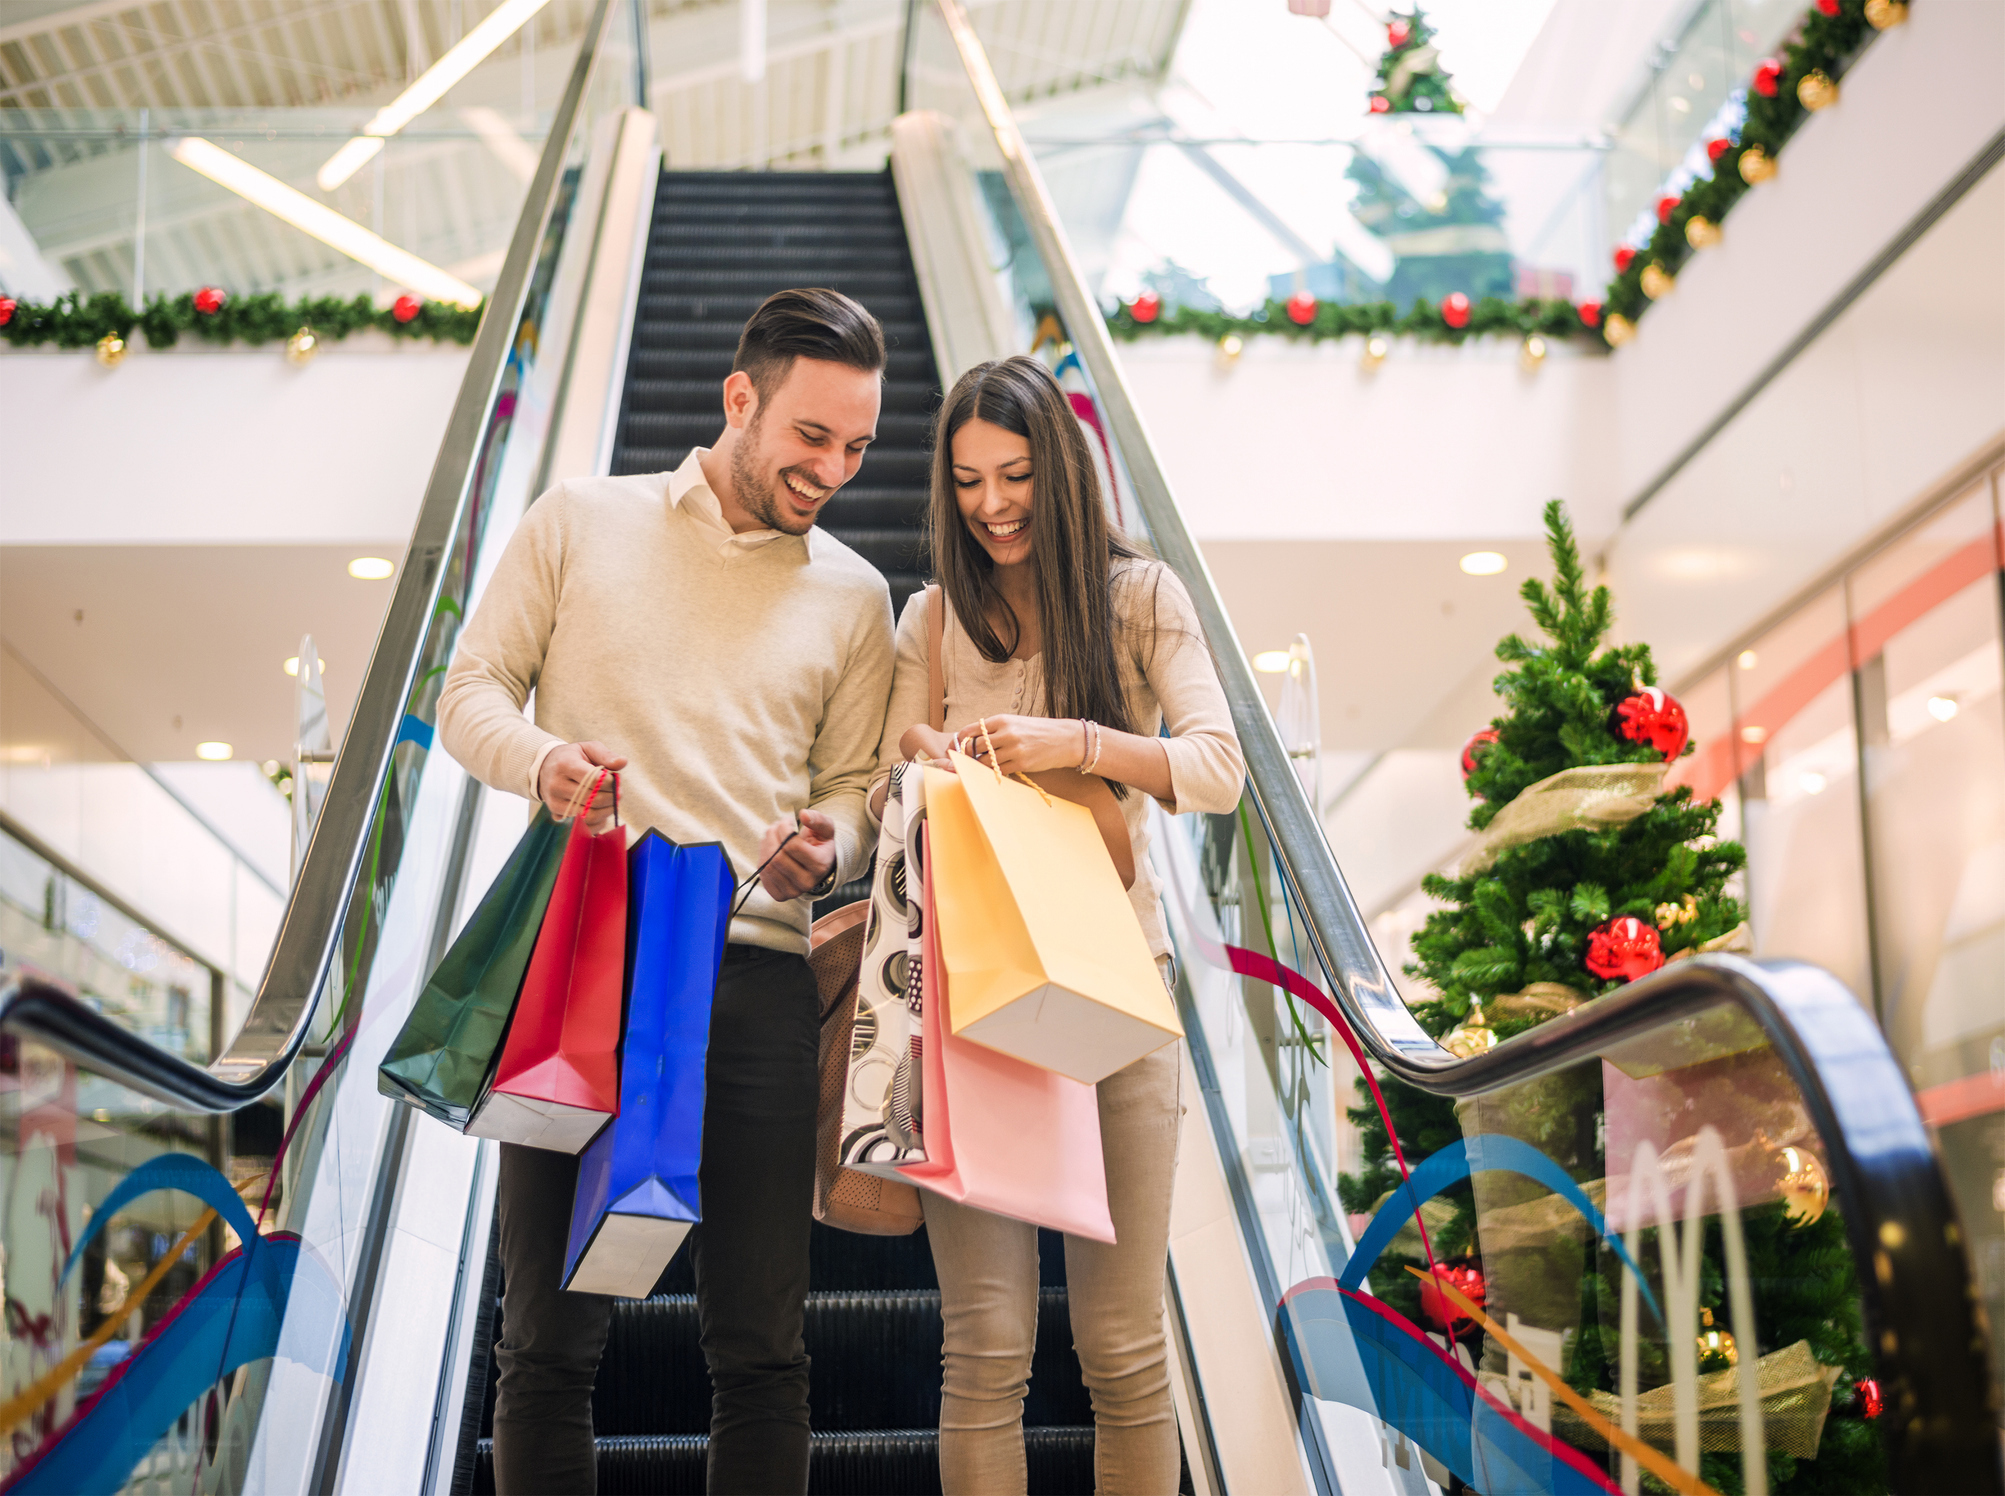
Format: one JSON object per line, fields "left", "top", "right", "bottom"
{"left": 1603, "top": 313, "right": 1635, "bottom": 348}
{"left": 1359, "top": 333, "right": 1389, "bottom": 371}
{"left": 285, "top": 326, "right": 319, "bottom": 365}
{"left": 1865, "top": 0, "right": 1908, "bottom": 28}
{"left": 1519, "top": 333, "right": 1547, "bottom": 372}
{"left": 1739, "top": 146, "right": 1778, "bottom": 185}
{"left": 1215, "top": 333, "right": 1243, "bottom": 365}
{"left": 1685, "top": 216, "right": 1722, "bottom": 251}
{"left": 1697, "top": 1307, "right": 1740, "bottom": 1368}
{"left": 1797, "top": 70, "right": 1838, "bottom": 111}
{"left": 1442, "top": 1006, "right": 1496, "bottom": 1059}
{"left": 1639, "top": 263, "right": 1676, "bottom": 300}
{"left": 1655, "top": 895, "right": 1700, "bottom": 930}
{"left": 1775, "top": 1144, "right": 1830, "bottom": 1227}
{"left": 94, "top": 332, "right": 126, "bottom": 367}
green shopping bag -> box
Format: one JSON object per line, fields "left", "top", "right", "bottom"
{"left": 379, "top": 809, "right": 569, "bottom": 1127}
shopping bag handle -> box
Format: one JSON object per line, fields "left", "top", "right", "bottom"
{"left": 559, "top": 767, "right": 619, "bottom": 827}
{"left": 955, "top": 717, "right": 1055, "bottom": 807}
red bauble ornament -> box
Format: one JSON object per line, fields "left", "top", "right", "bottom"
{"left": 1128, "top": 290, "right": 1161, "bottom": 324}
{"left": 1419, "top": 1263, "right": 1486, "bottom": 1332}
{"left": 1856, "top": 1377, "right": 1883, "bottom": 1420}
{"left": 1586, "top": 917, "right": 1665, "bottom": 983}
{"left": 1753, "top": 58, "right": 1783, "bottom": 97}
{"left": 1576, "top": 300, "right": 1603, "bottom": 329}
{"left": 1815, "top": 0, "right": 1841, "bottom": 14}
{"left": 1615, "top": 686, "right": 1690, "bottom": 759}
{"left": 1369, "top": 94, "right": 1392, "bottom": 114}
{"left": 0, "top": 296, "right": 14, "bottom": 327}
{"left": 393, "top": 293, "right": 423, "bottom": 323}
{"left": 1440, "top": 292, "right": 1471, "bottom": 329}
{"left": 1460, "top": 727, "right": 1500, "bottom": 780}
{"left": 1285, "top": 289, "right": 1318, "bottom": 325}
{"left": 1613, "top": 245, "right": 1637, "bottom": 274}
{"left": 194, "top": 286, "right": 226, "bottom": 314}
{"left": 1387, "top": 18, "right": 1411, "bottom": 46}
{"left": 1656, "top": 194, "right": 1681, "bottom": 225}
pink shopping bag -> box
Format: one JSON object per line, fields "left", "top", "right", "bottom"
{"left": 897, "top": 823, "right": 1115, "bottom": 1243}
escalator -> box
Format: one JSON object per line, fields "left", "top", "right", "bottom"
{"left": 0, "top": 2, "right": 1997, "bottom": 1495}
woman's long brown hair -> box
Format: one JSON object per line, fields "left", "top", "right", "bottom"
{"left": 927, "top": 356, "right": 1151, "bottom": 791}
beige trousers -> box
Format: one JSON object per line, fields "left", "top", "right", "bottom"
{"left": 922, "top": 1039, "right": 1184, "bottom": 1495}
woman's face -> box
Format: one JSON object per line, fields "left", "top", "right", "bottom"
{"left": 951, "top": 417, "right": 1035, "bottom": 570}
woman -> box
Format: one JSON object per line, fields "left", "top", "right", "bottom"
{"left": 869, "top": 355, "right": 1244, "bottom": 1493}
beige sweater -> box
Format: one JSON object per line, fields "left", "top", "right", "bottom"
{"left": 871, "top": 560, "right": 1245, "bottom": 957}
{"left": 438, "top": 451, "right": 895, "bottom": 954}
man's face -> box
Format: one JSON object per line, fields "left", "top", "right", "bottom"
{"left": 727, "top": 356, "right": 881, "bottom": 535}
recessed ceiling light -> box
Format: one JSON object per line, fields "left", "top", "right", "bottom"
{"left": 283, "top": 656, "right": 327, "bottom": 677}
{"left": 196, "top": 741, "right": 233, "bottom": 761}
{"left": 1799, "top": 771, "right": 1827, "bottom": 795}
{"left": 1459, "top": 552, "right": 1507, "bottom": 576}
{"left": 1737, "top": 650, "right": 1758, "bottom": 670}
{"left": 1927, "top": 695, "right": 1959, "bottom": 722}
{"left": 348, "top": 557, "right": 394, "bottom": 580}
{"left": 1739, "top": 725, "right": 1768, "bottom": 744}
{"left": 1253, "top": 650, "right": 1291, "bottom": 674}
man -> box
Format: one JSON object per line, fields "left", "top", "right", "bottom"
{"left": 437, "top": 287, "right": 895, "bottom": 1494}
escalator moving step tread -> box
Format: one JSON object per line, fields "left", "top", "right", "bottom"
{"left": 470, "top": 1428, "right": 1098, "bottom": 1496}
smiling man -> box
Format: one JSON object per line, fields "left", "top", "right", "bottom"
{"left": 437, "top": 288, "right": 895, "bottom": 1496}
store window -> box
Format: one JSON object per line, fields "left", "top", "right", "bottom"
{"left": 1728, "top": 587, "right": 1874, "bottom": 1004}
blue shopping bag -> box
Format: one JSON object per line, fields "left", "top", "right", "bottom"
{"left": 561, "top": 830, "right": 734, "bottom": 1296}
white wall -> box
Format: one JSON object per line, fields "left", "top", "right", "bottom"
{"left": 0, "top": 338, "right": 470, "bottom": 545}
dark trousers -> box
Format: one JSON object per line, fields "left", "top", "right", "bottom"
{"left": 491, "top": 943, "right": 821, "bottom": 1495}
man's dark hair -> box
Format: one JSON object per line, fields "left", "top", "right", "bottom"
{"left": 732, "top": 287, "right": 886, "bottom": 403}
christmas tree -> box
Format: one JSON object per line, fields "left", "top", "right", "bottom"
{"left": 1337, "top": 502, "right": 1883, "bottom": 1493}
{"left": 1369, "top": 9, "right": 1462, "bottom": 116}
{"left": 1350, "top": 9, "right": 1514, "bottom": 307}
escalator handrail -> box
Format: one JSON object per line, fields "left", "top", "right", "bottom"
{"left": 0, "top": 0, "right": 624, "bottom": 1115}
{"left": 927, "top": 4, "right": 2002, "bottom": 1485}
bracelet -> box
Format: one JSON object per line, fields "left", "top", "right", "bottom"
{"left": 1085, "top": 720, "right": 1104, "bottom": 775}
{"left": 1077, "top": 718, "right": 1092, "bottom": 771}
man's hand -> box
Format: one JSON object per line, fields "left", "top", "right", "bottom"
{"left": 949, "top": 714, "right": 1088, "bottom": 777}
{"left": 538, "top": 741, "right": 626, "bottom": 832}
{"left": 756, "top": 808, "right": 837, "bottom": 901}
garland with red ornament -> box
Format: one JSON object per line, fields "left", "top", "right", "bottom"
{"left": 1597, "top": 0, "right": 1908, "bottom": 346}
{"left": 1106, "top": 288, "right": 1598, "bottom": 348}
{"left": 1338, "top": 501, "right": 1886, "bottom": 1492}
{"left": 0, "top": 286, "right": 483, "bottom": 356}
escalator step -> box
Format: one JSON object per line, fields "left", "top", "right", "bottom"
{"left": 625, "top": 347, "right": 937, "bottom": 382}
{"left": 612, "top": 449, "right": 934, "bottom": 487}
{"left": 595, "top": 1286, "right": 1091, "bottom": 1433}
{"left": 470, "top": 1427, "right": 1097, "bottom": 1495}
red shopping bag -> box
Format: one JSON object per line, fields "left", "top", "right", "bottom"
{"left": 467, "top": 772, "right": 627, "bottom": 1152}
{"left": 897, "top": 822, "right": 1115, "bottom": 1242}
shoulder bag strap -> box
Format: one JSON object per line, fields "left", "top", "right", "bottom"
{"left": 927, "top": 584, "right": 946, "bottom": 733}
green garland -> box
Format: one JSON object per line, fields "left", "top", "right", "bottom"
{"left": 0, "top": 289, "right": 484, "bottom": 352}
{"left": 1603, "top": 0, "right": 1893, "bottom": 331}
{"left": 1107, "top": 293, "right": 1596, "bottom": 346}
{"left": 1104, "top": 0, "right": 1898, "bottom": 351}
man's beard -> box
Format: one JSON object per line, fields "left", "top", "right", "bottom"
{"left": 729, "top": 415, "right": 823, "bottom": 537}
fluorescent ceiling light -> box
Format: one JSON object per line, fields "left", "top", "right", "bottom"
{"left": 1253, "top": 650, "right": 1291, "bottom": 673}
{"left": 317, "top": 0, "right": 557, "bottom": 190}
{"left": 196, "top": 742, "right": 234, "bottom": 761}
{"left": 348, "top": 556, "right": 396, "bottom": 579}
{"left": 458, "top": 105, "right": 540, "bottom": 183}
{"left": 1459, "top": 551, "right": 1507, "bottom": 576}
{"left": 169, "top": 138, "right": 481, "bottom": 308}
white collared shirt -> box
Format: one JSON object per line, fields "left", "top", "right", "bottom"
{"left": 668, "top": 447, "right": 797, "bottom": 559}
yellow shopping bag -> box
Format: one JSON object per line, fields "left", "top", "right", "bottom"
{"left": 925, "top": 753, "right": 1181, "bottom": 1084}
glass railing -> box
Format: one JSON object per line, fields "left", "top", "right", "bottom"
{"left": 913, "top": 3, "right": 2001, "bottom": 1493}
{"left": 0, "top": 0, "right": 645, "bottom": 1488}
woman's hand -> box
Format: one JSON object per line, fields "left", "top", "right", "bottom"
{"left": 948, "top": 714, "right": 1088, "bottom": 777}
{"left": 898, "top": 723, "right": 957, "bottom": 768}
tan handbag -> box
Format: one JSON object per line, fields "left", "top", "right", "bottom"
{"left": 809, "top": 903, "right": 923, "bottom": 1234}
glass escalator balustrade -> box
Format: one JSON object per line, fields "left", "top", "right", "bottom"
{"left": 0, "top": 1, "right": 647, "bottom": 1489}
